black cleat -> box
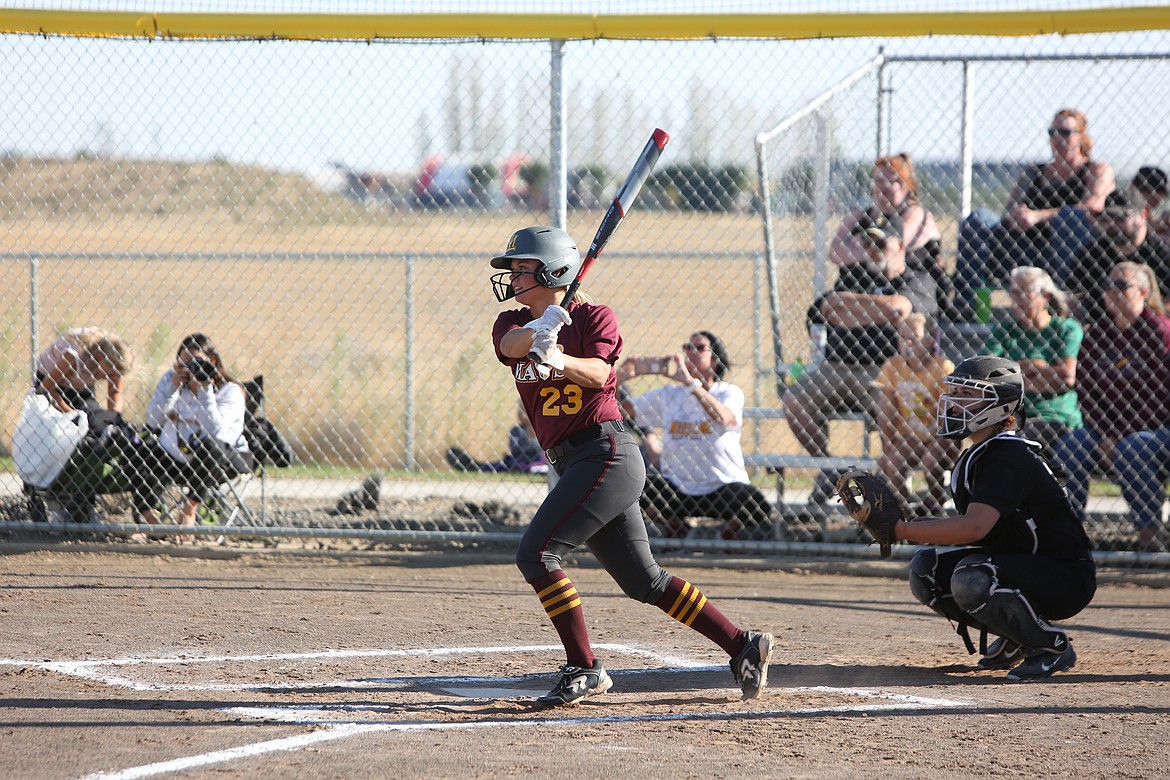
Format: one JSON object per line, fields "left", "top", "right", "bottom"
{"left": 730, "top": 630, "right": 774, "bottom": 700}
{"left": 535, "top": 660, "right": 613, "bottom": 708}
{"left": 977, "top": 636, "right": 1025, "bottom": 671}
{"left": 1006, "top": 644, "right": 1077, "bottom": 681}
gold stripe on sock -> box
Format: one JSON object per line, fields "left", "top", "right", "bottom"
{"left": 541, "top": 586, "right": 579, "bottom": 611}
{"left": 545, "top": 596, "right": 583, "bottom": 619}
{"left": 668, "top": 582, "right": 694, "bottom": 618}
{"left": 535, "top": 577, "right": 572, "bottom": 600}
{"left": 679, "top": 594, "right": 707, "bottom": 626}
{"left": 673, "top": 582, "right": 697, "bottom": 626}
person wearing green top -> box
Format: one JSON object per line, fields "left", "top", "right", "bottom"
{"left": 985, "top": 266, "right": 1084, "bottom": 454}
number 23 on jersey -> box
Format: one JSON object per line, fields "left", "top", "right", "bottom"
{"left": 540, "top": 384, "right": 583, "bottom": 417}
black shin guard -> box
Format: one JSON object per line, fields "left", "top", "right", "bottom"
{"left": 951, "top": 556, "right": 1069, "bottom": 653}
{"left": 909, "top": 548, "right": 991, "bottom": 654}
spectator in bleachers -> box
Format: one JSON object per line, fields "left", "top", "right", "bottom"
{"left": 616, "top": 331, "right": 772, "bottom": 541}
{"left": 1066, "top": 188, "right": 1170, "bottom": 323}
{"left": 785, "top": 212, "right": 938, "bottom": 499}
{"left": 830, "top": 152, "right": 955, "bottom": 320}
{"left": 1053, "top": 263, "right": 1170, "bottom": 549}
{"left": 1132, "top": 165, "right": 1170, "bottom": 242}
{"left": 873, "top": 313, "right": 959, "bottom": 516}
{"left": 985, "top": 266, "right": 1083, "bottom": 455}
{"left": 954, "top": 109, "right": 1115, "bottom": 316}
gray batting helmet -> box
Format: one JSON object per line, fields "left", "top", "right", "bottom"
{"left": 490, "top": 226, "right": 582, "bottom": 302}
{"left": 936, "top": 355, "right": 1025, "bottom": 440}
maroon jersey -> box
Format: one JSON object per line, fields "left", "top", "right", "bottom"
{"left": 493, "top": 300, "right": 624, "bottom": 450}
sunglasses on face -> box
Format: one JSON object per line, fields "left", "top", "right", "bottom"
{"left": 1109, "top": 278, "right": 1141, "bottom": 291}
{"left": 1048, "top": 126, "right": 1076, "bottom": 138}
{"left": 682, "top": 343, "right": 710, "bottom": 353}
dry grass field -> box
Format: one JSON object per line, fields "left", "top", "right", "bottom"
{"left": 0, "top": 158, "right": 876, "bottom": 467}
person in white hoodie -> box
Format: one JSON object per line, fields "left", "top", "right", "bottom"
{"left": 128, "top": 333, "right": 252, "bottom": 539}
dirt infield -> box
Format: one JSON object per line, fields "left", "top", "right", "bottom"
{"left": 1, "top": 545, "right": 1168, "bottom": 779}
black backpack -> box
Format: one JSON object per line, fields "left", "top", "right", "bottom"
{"left": 242, "top": 376, "right": 295, "bottom": 468}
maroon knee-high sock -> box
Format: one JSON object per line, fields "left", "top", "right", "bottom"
{"left": 655, "top": 575, "right": 743, "bottom": 656}
{"left": 530, "top": 570, "right": 595, "bottom": 668}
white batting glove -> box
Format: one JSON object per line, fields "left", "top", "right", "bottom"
{"left": 538, "top": 346, "right": 566, "bottom": 372}
{"left": 525, "top": 304, "right": 572, "bottom": 335}
{"left": 531, "top": 331, "right": 565, "bottom": 371}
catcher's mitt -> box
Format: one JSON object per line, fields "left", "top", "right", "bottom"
{"left": 834, "top": 468, "right": 906, "bottom": 558}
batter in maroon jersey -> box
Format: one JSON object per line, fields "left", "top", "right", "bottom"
{"left": 489, "top": 225, "right": 774, "bottom": 708}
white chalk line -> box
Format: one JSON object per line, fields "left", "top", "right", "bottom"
{"left": 6, "top": 646, "right": 975, "bottom": 780}
{"left": 7, "top": 643, "right": 706, "bottom": 692}
{"left": 79, "top": 691, "right": 975, "bottom": 780}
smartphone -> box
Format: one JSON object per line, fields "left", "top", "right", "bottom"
{"left": 632, "top": 356, "right": 674, "bottom": 376}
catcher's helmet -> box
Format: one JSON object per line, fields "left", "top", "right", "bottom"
{"left": 490, "top": 226, "right": 582, "bottom": 302}
{"left": 936, "top": 355, "right": 1025, "bottom": 440}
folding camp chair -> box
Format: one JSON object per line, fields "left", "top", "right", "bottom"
{"left": 156, "top": 374, "right": 292, "bottom": 541}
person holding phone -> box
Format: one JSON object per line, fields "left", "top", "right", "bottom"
{"left": 125, "top": 333, "right": 253, "bottom": 539}
{"left": 616, "top": 331, "right": 773, "bottom": 541}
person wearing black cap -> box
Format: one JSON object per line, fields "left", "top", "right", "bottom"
{"left": 1133, "top": 166, "right": 1167, "bottom": 205}
{"left": 1066, "top": 186, "right": 1170, "bottom": 322}
{"left": 785, "top": 211, "right": 939, "bottom": 486}
{"left": 1133, "top": 166, "right": 1170, "bottom": 241}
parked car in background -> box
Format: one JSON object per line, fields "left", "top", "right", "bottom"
{"left": 412, "top": 155, "right": 502, "bottom": 209}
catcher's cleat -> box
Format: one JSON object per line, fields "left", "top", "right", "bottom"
{"left": 1006, "top": 644, "right": 1077, "bottom": 681}
{"left": 730, "top": 630, "right": 774, "bottom": 700}
{"left": 535, "top": 660, "right": 612, "bottom": 708}
{"left": 977, "top": 636, "right": 1025, "bottom": 670}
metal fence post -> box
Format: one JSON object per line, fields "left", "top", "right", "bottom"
{"left": 29, "top": 252, "right": 39, "bottom": 380}
{"left": 549, "top": 39, "right": 567, "bottom": 230}
{"left": 404, "top": 253, "right": 417, "bottom": 471}
{"left": 960, "top": 59, "right": 976, "bottom": 219}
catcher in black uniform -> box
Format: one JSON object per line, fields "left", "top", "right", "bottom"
{"left": 844, "top": 355, "right": 1096, "bottom": 680}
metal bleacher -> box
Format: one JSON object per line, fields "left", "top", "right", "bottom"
{"left": 741, "top": 321, "right": 990, "bottom": 507}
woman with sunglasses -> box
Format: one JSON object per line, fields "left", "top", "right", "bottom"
{"left": 956, "top": 109, "right": 1115, "bottom": 315}
{"left": 1056, "top": 263, "right": 1170, "bottom": 552}
{"left": 490, "top": 227, "right": 772, "bottom": 708}
{"left": 616, "top": 331, "right": 773, "bottom": 542}
{"left": 984, "top": 266, "right": 1083, "bottom": 455}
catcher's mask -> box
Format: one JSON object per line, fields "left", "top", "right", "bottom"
{"left": 936, "top": 355, "right": 1024, "bottom": 440}
{"left": 490, "top": 226, "right": 582, "bottom": 302}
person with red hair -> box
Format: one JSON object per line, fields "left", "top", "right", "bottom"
{"left": 832, "top": 153, "right": 941, "bottom": 268}
{"left": 831, "top": 152, "right": 954, "bottom": 319}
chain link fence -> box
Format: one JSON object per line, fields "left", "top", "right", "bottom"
{"left": 757, "top": 50, "right": 1170, "bottom": 555}
{"left": 1, "top": 7, "right": 1169, "bottom": 560}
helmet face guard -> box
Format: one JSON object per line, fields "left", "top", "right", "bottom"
{"left": 490, "top": 271, "right": 518, "bottom": 302}
{"left": 936, "top": 375, "right": 1024, "bottom": 439}
{"left": 489, "top": 227, "right": 581, "bottom": 302}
